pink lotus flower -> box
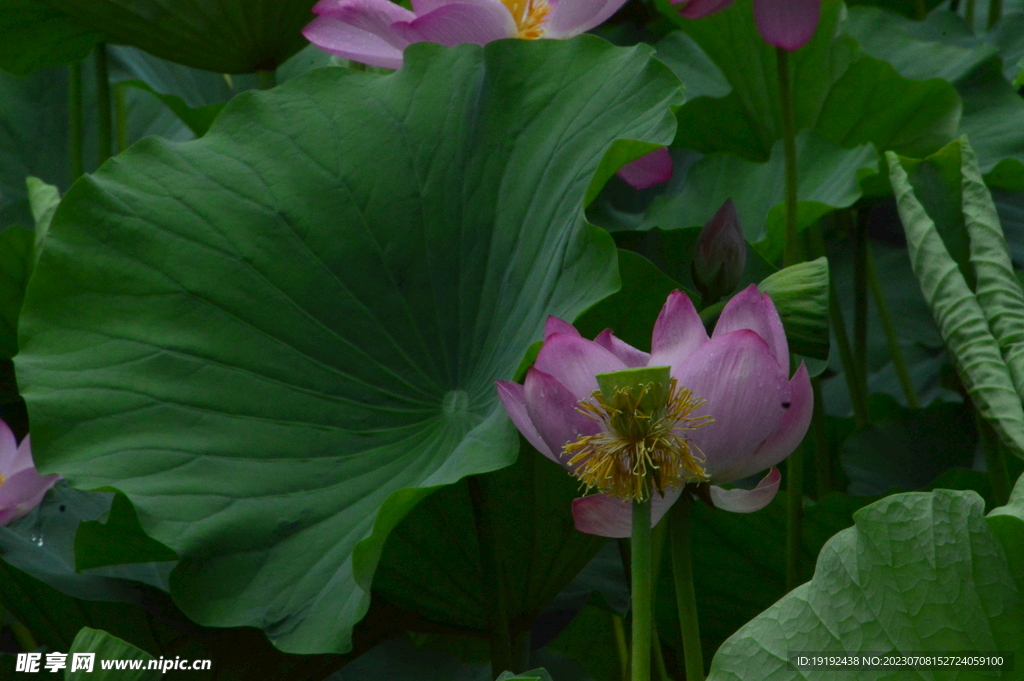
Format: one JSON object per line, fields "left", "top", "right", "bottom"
{"left": 496, "top": 285, "right": 812, "bottom": 538}
{"left": 671, "top": 0, "right": 821, "bottom": 51}
{"left": 617, "top": 148, "right": 673, "bottom": 190}
{"left": 303, "top": 0, "right": 630, "bottom": 69}
{"left": 752, "top": 0, "right": 820, "bottom": 51}
{"left": 0, "top": 421, "right": 61, "bottom": 526}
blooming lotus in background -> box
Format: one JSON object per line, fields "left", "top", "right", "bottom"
{"left": 496, "top": 285, "right": 812, "bottom": 538}
{"left": 0, "top": 421, "right": 60, "bottom": 526}
{"left": 671, "top": 0, "right": 821, "bottom": 51}
{"left": 616, "top": 148, "right": 674, "bottom": 190}
{"left": 303, "top": 0, "right": 630, "bottom": 69}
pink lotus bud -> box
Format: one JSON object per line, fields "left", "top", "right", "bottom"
{"left": 692, "top": 198, "right": 747, "bottom": 304}
{"left": 753, "top": 0, "right": 821, "bottom": 51}
{"left": 0, "top": 421, "right": 61, "bottom": 526}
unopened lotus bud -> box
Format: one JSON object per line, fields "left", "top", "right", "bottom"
{"left": 692, "top": 198, "right": 746, "bottom": 304}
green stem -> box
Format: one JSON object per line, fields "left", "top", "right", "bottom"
{"left": 966, "top": 0, "right": 976, "bottom": 28}
{"left": 976, "top": 412, "right": 1012, "bottom": 507}
{"left": 852, "top": 210, "right": 870, "bottom": 411}
{"left": 786, "top": 446, "right": 805, "bottom": 591}
{"left": 914, "top": 0, "right": 927, "bottom": 18}
{"left": 114, "top": 83, "right": 129, "bottom": 153}
{"left": 631, "top": 497, "right": 653, "bottom": 681}
{"left": 987, "top": 0, "right": 1002, "bottom": 28}
{"left": 777, "top": 47, "right": 800, "bottom": 268}
{"left": 811, "top": 378, "right": 831, "bottom": 498}
{"left": 613, "top": 614, "right": 630, "bottom": 681}
{"left": 669, "top": 496, "right": 703, "bottom": 681}
{"left": 95, "top": 44, "right": 112, "bottom": 166}
{"left": 1, "top": 606, "right": 37, "bottom": 652}
{"left": 649, "top": 518, "right": 671, "bottom": 681}
{"left": 510, "top": 630, "right": 531, "bottom": 673}
{"left": 256, "top": 69, "right": 277, "bottom": 90}
{"left": 865, "top": 243, "right": 919, "bottom": 409}
{"left": 468, "top": 478, "right": 511, "bottom": 677}
{"left": 70, "top": 62, "right": 84, "bottom": 180}
{"left": 808, "top": 222, "right": 869, "bottom": 424}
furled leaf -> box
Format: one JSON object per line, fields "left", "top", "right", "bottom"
{"left": 960, "top": 139, "right": 1024, "bottom": 399}
{"left": 15, "top": 38, "right": 682, "bottom": 654}
{"left": 888, "top": 150, "right": 1024, "bottom": 458}
{"left": 757, "top": 257, "right": 830, "bottom": 360}
{"left": 707, "top": 490, "right": 1024, "bottom": 679}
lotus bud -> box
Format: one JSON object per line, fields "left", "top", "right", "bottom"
{"left": 692, "top": 198, "right": 746, "bottom": 305}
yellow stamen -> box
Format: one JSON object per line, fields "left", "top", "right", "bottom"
{"left": 0, "top": 472, "right": 5, "bottom": 488}
{"left": 501, "top": 0, "right": 552, "bottom": 39}
{"left": 562, "top": 378, "right": 713, "bottom": 501}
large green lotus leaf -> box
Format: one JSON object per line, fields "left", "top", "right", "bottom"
{"left": 635, "top": 132, "right": 878, "bottom": 262}
{"left": 706, "top": 490, "right": 1024, "bottom": 680}
{"left": 0, "top": 0, "right": 102, "bottom": 76}
{"left": 15, "top": 38, "right": 683, "bottom": 654}
{"left": 847, "top": 7, "right": 1024, "bottom": 191}
{"left": 987, "top": 474, "right": 1024, "bottom": 595}
{"left": 65, "top": 628, "right": 160, "bottom": 681}
{"left": 889, "top": 150, "right": 1024, "bottom": 458}
{"left": 372, "top": 443, "right": 606, "bottom": 635}
{"left": 49, "top": 0, "right": 316, "bottom": 73}
{"left": 653, "top": 488, "right": 884, "bottom": 674}
{"left": 662, "top": 0, "right": 959, "bottom": 161}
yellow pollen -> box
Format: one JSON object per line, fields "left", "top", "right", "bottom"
{"left": 562, "top": 378, "right": 713, "bottom": 501}
{"left": 0, "top": 472, "right": 5, "bottom": 488}
{"left": 502, "top": 0, "right": 552, "bottom": 39}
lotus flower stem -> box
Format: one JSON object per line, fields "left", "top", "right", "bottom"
{"left": 467, "top": 478, "right": 512, "bottom": 676}
{"left": 613, "top": 614, "right": 629, "bottom": 681}
{"left": 0, "top": 606, "right": 37, "bottom": 653}
{"left": 975, "top": 412, "right": 1012, "bottom": 506}
{"left": 808, "top": 223, "right": 869, "bottom": 425}
{"left": 965, "top": 0, "right": 975, "bottom": 29}
{"left": 649, "top": 519, "right": 671, "bottom": 681}
{"left": 95, "top": 44, "right": 112, "bottom": 166}
{"left": 811, "top": 379, "right": 831, "bottom": 497}
{"left": 115, "top": 83, "right": 129, "bottom": 154}
{"left": 914, "top": 0, "right": 926, "bottom": 18}
{"left": 853, "top": 211, "right": 870, "bottom": 409}
{"left": 69, "top": 62, "right": 84, "bottom": 180}
{"left": 631, "top": 496, "right": 653, "bottom": 681}
{"left": 669, "top": 495, "right": 702, "bottom": 681}
{"left": 866, "top": 243, "right": 920, "bottom": 409}
{"left": 785, "top": 444, "right": 804, "bottom": 590}
{"left": 988, "top": 0, "right": 1002, "bottom": 28}
{"left": 256, "top": 70, "right": 277, "bottom": 90}
{"left": 776, "top": 47, "right": 799, "bottom": 269}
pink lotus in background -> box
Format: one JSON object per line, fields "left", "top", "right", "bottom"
{"left": 496, "top": 285, "right": 812, "bottom": 538}
{"left": 0, "top": 421, "right": 60, "bottom": 526}
{"left": 670, "top": 0, "right": 821, "bottom": 51}
{"left": 303, "top": 0, "right": 630, "bottom": 69}
{"left": 616, "top": 148, "right": 673, "bottom": 190}
{"left": 753, "top": 0, "right": 820, "bottom": 50}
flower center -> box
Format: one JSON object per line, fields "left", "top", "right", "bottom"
{"left": 562, "top": 377, "right": 713, "bottom": 501}
{"left": 502, "top": 0, "right": 552, "bottom": 39}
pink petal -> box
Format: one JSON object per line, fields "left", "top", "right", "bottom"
{"left": 0, "top": 421, "right": 17, "bottom": 472}
{"left": 9, "top": 435, "right": 35, "bottom": 477}
{"left": 390, "top": 0, "right": 516, "bottom": 45}
{"left": 594, "top": 329, "right": 650, "bottom": 368}
{"left": 303, "top": 16, "right": 407, "bottom": 69}
{"left": 545, "top": 0, "right": 630, "bottom": 38}
{"left": 615, "top": 148, "right": 673, "bottom": 190}
{"left": 649, "top": 290, "right": 708, "bottom": 371}
{"left": 571, "top": 487, "right": 683, "bottom": 538}
{"left": 673, "top": 329, "right": 789, "bottom": 481}
{"left": 709, "top": 467, "right": 781, "bottom": 513}
{"left": 0, "top": 468, "right": 60, "bottom": 526}
{"left": 496, "top": 379, "right": 557, "bottom": 462}
{"left": 717, "top": 363, "right": 812, "bottom": 483}
{"left": 753, "top": 0, "right": 821, "bottom": 51}
{"left": 524, "top": 368, "right": 602, "bottom": 468}
{"left": 670, "top": 0, "right": 734, "bottom": 19}
{"left": 532, "top": 333, "right": 627, "bottom": 401}
{"left": 713, "top": 285, "right": 788, "bottom": 367}
{"left": 544, "top": 316, "right": 580, "bottom": 340}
